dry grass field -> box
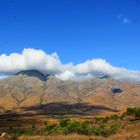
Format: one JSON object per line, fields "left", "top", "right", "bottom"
{"left": 17, "top": 119, "right": 140, "bottom": 140}
{"left": 0, "top": 108, "right": 140, "bottom": 140}
{"left": 17, "top": 131, "right": 140, "bottom": 140}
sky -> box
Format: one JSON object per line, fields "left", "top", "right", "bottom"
{"left": 0, "top": 0, "right": 140, "bottom": 81}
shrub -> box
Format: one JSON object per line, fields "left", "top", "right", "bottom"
{"left": 44, "top": 124, "right": 58, "bottom": 135}
{"left": 76, "top": 122, "right": 91, "bottom": 135}
{"left": 111, "top": 121, "right": 121, "bottom": 133}
{"left": 59, "top": 119, "right": 70, "bottom": 127}
{"left": 11, "top": 129, "right": 33, "bottom": 137}
{"left": 135, "top": 108, "right": 140, "bottom": 119}
{"left": 110, "top": 114, "right": 118, "bottom": 120}
{"left": 126, "top": 108, "right": 137, "bottom": 116}
{"left": 94, "top": 117, "right": 109, "bottom": 123}
{"left": 43, "top": 118, "right": 123, "bottom": 137}
{"left": 46, "top": 119, "right": 92, "bottom": 135}
{"left": 125, "top": 107, "right": 140, "bottom": 120}
{"left": 120, "top": 113, "right": 126, "bottom": 119}
{"left": 62, "top": 121, "right": 81, "bottom": 134}
{"left": 91, "top": 125, "right": 105, "bottom": 136}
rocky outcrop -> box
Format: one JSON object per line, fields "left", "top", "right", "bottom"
{"left": 16, "top": 70, "right": 49, "bottom": 81}
{"left": 0, "top": 132, "right": 12, "bottom": 140}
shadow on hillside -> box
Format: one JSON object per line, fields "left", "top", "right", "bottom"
{"left": 22, "top": 102, "right": 119, "bottom": 116}
{"left": 0, "top": 103, "right": 119, "bottom": 120}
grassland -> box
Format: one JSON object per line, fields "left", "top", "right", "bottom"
{"left": 0, "top": 108, "right": 140, "bottom": 140}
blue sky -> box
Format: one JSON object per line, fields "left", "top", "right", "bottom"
{"left": 0, "top": 0, "right": 140, "bottom": 71}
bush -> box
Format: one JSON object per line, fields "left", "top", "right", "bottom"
{"left": 43, "top": 119, "right": 122, "bottom": 137}
{"left": 62, "top": 121, "right": 81, "bottom": 134}
{"left": 76, "top": 122, "right": 92, "bottom": 135}
{"left": 135, "top": 108, "right": 140, "bottom": 119}
{"left": 94, "top": 117, "right": 109, "bottom": 123}
{"left": 111, "top": 121, "right": 121, "bottom": 132}
{"left": 110, "top": 114, "right": 118, "bottom": 120}
{"left": 44, "top": 124, "right": 58, "bottom": 135}
{"left": 120, "top": 113, "right": 126, "bottom": 119}
{"left": 125, "top": 107, "right": 140, "bottom": 120}
{"left": 11, "top": 129, "right": 33, "bottom": 137}
{"left": 45, "top": 120, "right": 92, "bottom": 135}
{"left": 59, "top": 119, "right": 70, "bottom": 127}
{"left": 126, "top": 108, "right": 137, "bottom": 116}
{"left": 91, "top": 125, "right": 105, "bottom": 136}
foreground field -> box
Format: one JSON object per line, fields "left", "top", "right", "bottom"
{"left": 17, "top": 133, "right": 140, "bottom": 140}
{"left": 0, "top": 108, "right": 140, "bottom": 140}
{"left": 17, "top": 119, "right": 140, "bottom": 140}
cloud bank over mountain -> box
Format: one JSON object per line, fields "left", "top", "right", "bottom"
{"left": 0, "top": 48, "right": 140, "bottom": 81}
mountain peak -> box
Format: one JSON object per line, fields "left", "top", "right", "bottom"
{"left": 99, "top": 75, "right": 111, "bottom": 79}
{"left": 16, "top": 70, "right": 48, "bottom": 81}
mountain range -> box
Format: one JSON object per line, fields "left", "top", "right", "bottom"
{"left": 0, "top": 70, "right": 140, "bottom": 116}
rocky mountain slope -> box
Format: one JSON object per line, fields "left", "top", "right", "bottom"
{"left": 0, "top": 70, "right": 140, "bottom": 115}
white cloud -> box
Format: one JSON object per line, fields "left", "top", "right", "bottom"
{"left": 0, "top": 48, "right": 70, "bottom": 75}
{"left": 73, "top": 59, "right": 140, "bottom": 81}
{"left": 56, "top": 70, "right": 74, "bottom": 80}
{"left": 75, "top": 59, "right": 114, "bottom": 76}
{"left": 118, "top": 14, "right": 131, "bottom": 24}
{"left": 0, "top": 48, "right": 140, "bottom": 82}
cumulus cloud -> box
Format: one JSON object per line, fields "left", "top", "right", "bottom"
{"left": 56, "top": 70, "right": 75, "bottom": 80}
{"left": 74, "top": 59, "right": 140, "bottom": 81}
{"left": 0, "top": 48, "right": 140, "bottom": 82}
{"left": 0, "top": 48, "right": 71, "bottom": 75}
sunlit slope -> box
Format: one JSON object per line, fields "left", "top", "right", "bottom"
{"left": 0, "top": 70, "right": 140, "bottom": 114}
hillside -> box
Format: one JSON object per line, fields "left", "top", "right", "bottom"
{"left": 0, "top": 70, "right": 140, "bottom": 115}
